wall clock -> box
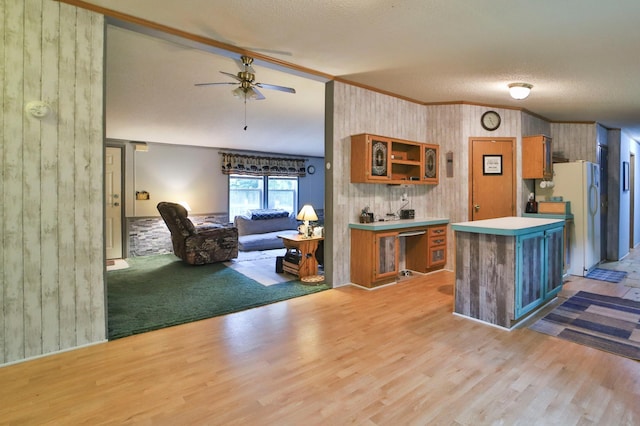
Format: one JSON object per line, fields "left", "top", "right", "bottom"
{"left": 481, "top": 110, "right": 501, "bottom": 131}
{"left": 307, "top": 165, "right": 315, "bottom": 175}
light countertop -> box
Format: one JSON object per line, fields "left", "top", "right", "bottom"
{"left": 349, "top": 217, "right": 449, "bottom": 231}
{"left": 451, "top": 216, "right": 565, "bottom": 236}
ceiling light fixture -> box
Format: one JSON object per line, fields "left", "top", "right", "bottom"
{"left": 508, "top": 82, "right": 533, "bottom": 100}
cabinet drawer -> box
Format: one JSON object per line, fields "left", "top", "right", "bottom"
{"left": 429, "top": 235, "right": 447, "bottom": 247}
{"left": 429, "top": 225, "right": 447, "bottom": 237}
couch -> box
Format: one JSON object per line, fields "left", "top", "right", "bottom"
{"left": 234, "top": 209, "right": 299, "bottom": 251}
{"left": 157, "top": 201, "right": 238, "bottom": 265}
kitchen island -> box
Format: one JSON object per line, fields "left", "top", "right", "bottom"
{"left": 451, "top": 216, "right": 565, "bottom": 328}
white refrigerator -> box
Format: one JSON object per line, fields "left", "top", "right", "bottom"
{"left": 538, "top": 161, "right": 601, "bottom": 276}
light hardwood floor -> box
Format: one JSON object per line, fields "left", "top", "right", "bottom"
{"left": 1, "top": 259, "right": 639, "bottom": 425}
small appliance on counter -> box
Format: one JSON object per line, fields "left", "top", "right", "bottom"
{"left": 525, "top": 193, "right": 537, "bottom": 213}
{"left": 359, "top": 206, "right": 374, "bottom": 223}
{"left": 400, "top": 209, "right": 415, "bottom": 219}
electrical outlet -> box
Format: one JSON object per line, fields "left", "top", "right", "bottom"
{"left": 401, "top": 192, "right": 408, "bottom": 202}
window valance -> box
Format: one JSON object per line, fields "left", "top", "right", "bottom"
{"left": 220, "top": 152, "right": 307, "bottom": 177}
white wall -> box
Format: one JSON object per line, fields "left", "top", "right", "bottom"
{"left": 1, "top": 0, "right": 105, "bottom": 365}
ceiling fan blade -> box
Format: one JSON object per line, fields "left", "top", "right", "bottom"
{"left": 219, "top": 71, "right": 242, "bottom": 82}
{"left": 194, "top": 82, "right": 237, "bottom": 87}
{"left": 255, "top": 82, "right": 296, "bottom": 94}
{"left": 249, "top": 87, "right": 266, "bottom": 100}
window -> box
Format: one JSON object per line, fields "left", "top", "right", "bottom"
{"left": 229, "top": 174, "right": 298, "bottom": 220}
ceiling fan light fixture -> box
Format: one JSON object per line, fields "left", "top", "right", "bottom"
{"left": 232, "top": 87, "right": 245, "bottom": 99}
{"left": 246, "top": 87, "right": 260, "bottom": 100}
{"left": 508, "top": 82, "right": 533, "bottom": 100}
{"left": 231, "top": 86, "right": 261, "bottom": 101}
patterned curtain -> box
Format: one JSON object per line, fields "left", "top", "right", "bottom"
{"left": 220, "top": 152, "right": 307, "bottom": 177}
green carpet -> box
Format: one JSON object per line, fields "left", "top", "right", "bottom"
{"left": 107, "top": 254, "right": 329, "bottom": 339}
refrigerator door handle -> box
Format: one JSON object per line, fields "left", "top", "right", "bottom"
{"left": 589, "top": 183, "right": 599, "bottom": 216}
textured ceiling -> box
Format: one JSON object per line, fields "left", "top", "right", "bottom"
{"left": 91, "top": 0, "right": 640, "bottom": 156}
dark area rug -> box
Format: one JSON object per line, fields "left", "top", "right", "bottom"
{"left": 585, "top": 268, "right": 628, "bottom": 283}
{"left": 529, "top": 291, "right": 640, "bottom": 360}
{"left": 107, "top": 254, "right": 329, "bottom": 339}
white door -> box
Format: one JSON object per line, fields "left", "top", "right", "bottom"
{"left": 105, "top": 147, "right": 123, "bottom": 259}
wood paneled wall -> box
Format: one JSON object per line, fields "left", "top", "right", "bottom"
{"left": 1, "top": 0, "right": 105, "bottom": 365}
{"left": 550, "top": 122, "right": 598, "bottom": 162}
{"left": 328, "top": 82, "right": 428, "bottom": 287}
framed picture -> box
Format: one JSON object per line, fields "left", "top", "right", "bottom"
{"left": 483, "top": 155, "right": 503, "bottom": 175}
{"left": 623, "top": 161, "right": 630, "bottom": 192}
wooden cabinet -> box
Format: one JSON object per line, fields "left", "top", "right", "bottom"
{"left": 427, "top": 225, "right": 447, "bottom": 268}
{"left": 522, "top": 135, "right": 553, "bottom": 179}
{"left": 351, "top": 228, "right": 399, "bottom": 288}
{"left": 351, "top": 133, "right": 439, "bottom": 185}
{"left": 351, "top": 223, "right": 448, "bottom": 288}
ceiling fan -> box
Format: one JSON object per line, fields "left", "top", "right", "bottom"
{"left": 195, "top": 55, "right": 296, "bottom": 100}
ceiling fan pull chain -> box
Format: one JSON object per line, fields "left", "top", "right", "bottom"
{"left": 244, "top": 95, "right": 248, "bottom": 130}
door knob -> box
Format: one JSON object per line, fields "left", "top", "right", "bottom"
{"left": 474, "top": 204, "right": 480, "bottom": 211}
{"left": 114, "top": 202, "right": 120, "bottom": 206}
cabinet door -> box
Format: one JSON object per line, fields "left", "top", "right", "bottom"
{"left": 428, "top": 245, "right": 446, "bottom": 267}
{"left": 515, "top": 231, "right": 545, "bottom": 319}
{"left": 423, "top": 144, "right": 439, "bottom": 184}
{"left": 522, "top": 135, "right": 553, "bottom": 180}
{"left": 374, "top": 232, "right": 398, "bottom": 280}
{"left": 544, "top": 226, "right": 564, "bottom": 297}
{"left": 369, "top": 138, "right": 391, "bottom": 181}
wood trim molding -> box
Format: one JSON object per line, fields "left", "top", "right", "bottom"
{"left": 56, "top": 0, "right": 333, "bottom": 82}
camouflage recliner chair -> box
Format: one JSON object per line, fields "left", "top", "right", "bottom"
{"left": 157, "top": 202, "right": 238, "bottom": 265}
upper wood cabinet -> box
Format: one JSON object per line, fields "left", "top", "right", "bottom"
{"left": 351, "top": 133, "right": 439, "bottom": 185}
{"left": 522, "top": 135, "right": 553, "bottom": 180}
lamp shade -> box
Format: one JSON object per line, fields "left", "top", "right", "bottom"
{"left": 296, "top": 204, "right": 318, "bottom": 222}
{"left": 508, "top": 83, "right": 533, "bottom": 100}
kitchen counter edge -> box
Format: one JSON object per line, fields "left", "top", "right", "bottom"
{"left": 349, "top": 217, "right": 449, "bottom": 231}
{"left": 451, "top": 216, "right": 565, "bottom": 236}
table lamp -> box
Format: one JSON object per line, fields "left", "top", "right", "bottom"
{"left": 296, "top": 204, "right": 318, "bottom": 237}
